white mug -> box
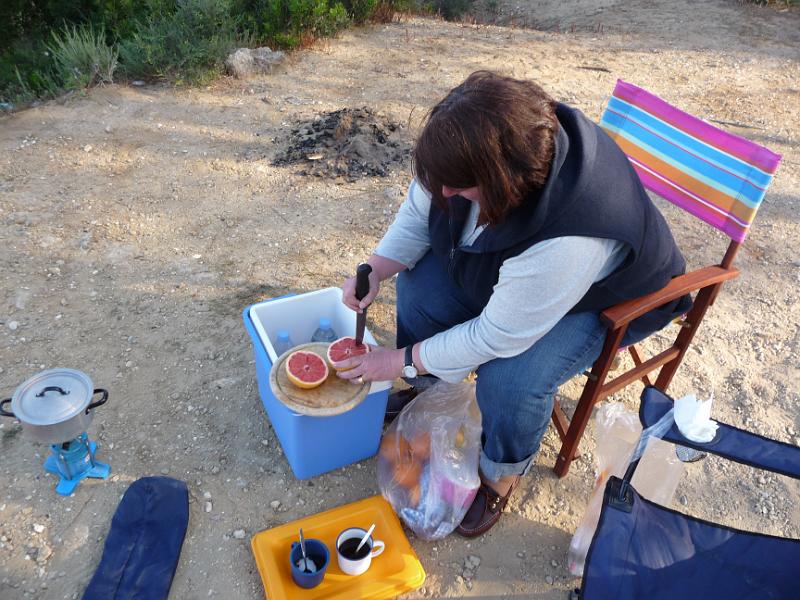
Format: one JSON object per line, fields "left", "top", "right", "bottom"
{"left": 335, "top": 527, "right": 385, "bottom": 576}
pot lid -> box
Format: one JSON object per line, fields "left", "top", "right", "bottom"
{"left": 11, "top": 369, "right": 94, "bottom": 426}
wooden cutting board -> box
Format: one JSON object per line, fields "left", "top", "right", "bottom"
{"left": 269, "top": 342, "right": 370, "bottom": 416}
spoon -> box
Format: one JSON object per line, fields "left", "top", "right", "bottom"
{"left": 355, "top": 523, "right": 376, "bottom": 554}
{"left": 299, "top": 528, "right": 310, "bottom": 572}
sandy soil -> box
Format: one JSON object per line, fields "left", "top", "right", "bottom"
{"left": 1, "top": 1, "right": 799, "bottom": 598}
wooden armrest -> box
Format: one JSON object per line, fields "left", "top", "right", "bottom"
{"left": 601, "top": 265, "right": 739, "bottom": 329}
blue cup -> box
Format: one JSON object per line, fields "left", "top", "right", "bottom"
{"left": 289, "top": 539, "right": 329, "bottom": 589}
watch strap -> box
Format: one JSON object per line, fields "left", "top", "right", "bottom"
{"left": 404, "top": 345, "right": 414, "bottom": 369}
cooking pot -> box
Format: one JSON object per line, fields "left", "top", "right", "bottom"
{"left": 0, "top": 368, "right": 108, "bottom": 444}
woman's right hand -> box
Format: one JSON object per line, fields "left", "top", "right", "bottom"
{"left": 342, "top": 269, "right": 381, "bottom": 313}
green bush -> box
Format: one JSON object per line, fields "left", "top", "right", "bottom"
{"left": 0, "top": 0, "right": 453, "bottom": 104}
{"left": 0, "top": 23, "right": 118, "bottom": 104}
{"left": 342, "top": 0, "right": 379, "bottom": 24}
{"left": 119, "top": 0, "right": 246, "bottom": 83}
{"left": 0, "top": 1, "right": 96, "bottom": 52}
{"left": 49, "top": 24, "right": 118, "bottom": 88}
{"left": 425, "top": 0, "right": 474, "bottom": 20}
{"left": 235, "top": 0, "right": 351, "bottom": 49}
{"left": 92, "top": 0, "right": 165, "bottom": 42}
{"left": 0, "top": 40, "right": 58, "bottom": 103}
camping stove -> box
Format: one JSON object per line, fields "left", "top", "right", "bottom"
{"left": 43, "top": 432, "right": 110, "bottom": 496}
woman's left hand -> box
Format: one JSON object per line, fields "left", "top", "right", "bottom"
{"left": 333, "top": 346, "right": 405, "bottom": 384}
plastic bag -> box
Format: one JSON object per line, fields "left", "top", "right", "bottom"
{"left": 567, "top": 403, "right": 684, "bottom": 576}
{"left": 377, "top": 382, "right": 482, "bottom": 540}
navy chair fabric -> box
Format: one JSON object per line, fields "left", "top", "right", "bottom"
{"left": 640, "top": 386, "right": 800, "bottom": 479}
{"left": 582, "top": 477, "right": 800, "bottom": 599}
{"left": 83, "top": 476, "right": 189, "bottom": 600}
{"left": 581, "top": 388, "right": 800, "bottom": 600}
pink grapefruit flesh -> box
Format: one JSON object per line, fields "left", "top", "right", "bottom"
{"left": 326, "top": 336, "right": 370, "bottom": 371}
{"left": 285, "top": 350, "right": 329, "bottom": 389}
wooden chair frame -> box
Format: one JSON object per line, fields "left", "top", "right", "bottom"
{"left": 551, "top": 240, "right": 741, "bottom": 478}
{"left": 547, "top": 79, "right": 781, "bottom": 478}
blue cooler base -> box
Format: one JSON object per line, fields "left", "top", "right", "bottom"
{"left": 244, "top": 307, "right": 389, "bottom": 479}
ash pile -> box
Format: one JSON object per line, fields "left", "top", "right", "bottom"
{"left": 272, "top": 107, "right": 412, "bottom": 181}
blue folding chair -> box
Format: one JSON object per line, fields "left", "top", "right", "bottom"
{"left": 579, "top": 387, "right": 800, "bottom": 599}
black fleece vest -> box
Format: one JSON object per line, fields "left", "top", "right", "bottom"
{"left": 428, "top": 103, "right": 691, "bottom": 337}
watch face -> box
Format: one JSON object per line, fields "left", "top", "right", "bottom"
{"left": 402, "top": 365, "right": 418, "bottom": 379}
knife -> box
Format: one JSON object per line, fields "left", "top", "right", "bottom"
{"left": 354, "top": 263, "right": 372, "bottom": 346}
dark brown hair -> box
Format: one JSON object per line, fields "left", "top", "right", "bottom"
{"left": 412, "top": 71, "right": 558, "bottom": 226}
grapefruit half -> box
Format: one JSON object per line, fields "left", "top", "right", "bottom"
{"left": 326, "top": 336, "right": 370, "bottom": 371}
{"left": 285, "top": 350, "right": 329, "bottom": 389}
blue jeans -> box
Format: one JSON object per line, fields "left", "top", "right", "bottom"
{"left": 396, "top": 251, "right": 649, "bottom": 482}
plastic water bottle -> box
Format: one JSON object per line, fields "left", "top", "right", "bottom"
{"left": 310, "top": 318, "right": 337, "bottom": 343}
{"left": 273, "top": 330, "right": 295, "bottom": 356}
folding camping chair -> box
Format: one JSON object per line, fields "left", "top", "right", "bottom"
{"left": 578, "top": 386, "right": 800, "bottom": 599}
{"left": 551, "top": 80, "right": 782, "bottom": 477}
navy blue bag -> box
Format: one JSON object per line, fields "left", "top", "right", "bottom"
{"left": 83, "top": 476, "right": 189, "bottom": 600}
{"left": 580, "top": 387, "right": 800, "bottom": 600}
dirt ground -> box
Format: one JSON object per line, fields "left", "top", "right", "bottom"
{"left": 1, "top": 1, "right": 799, "bottom": 598}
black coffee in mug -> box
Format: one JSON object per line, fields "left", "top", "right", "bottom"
{"left": 338, "top": 538, "right": 370, "bottom": 560}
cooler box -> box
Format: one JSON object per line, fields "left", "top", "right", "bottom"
{"left": 243, "top": 287, "right": 391, "bottom": 479}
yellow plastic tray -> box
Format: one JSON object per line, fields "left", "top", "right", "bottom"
{"left": 251, "top": 496, "right": 426, "bottom": 600}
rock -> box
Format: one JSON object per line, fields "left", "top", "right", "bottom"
{"left": 211, "top": 466, "right": 220, "bottom": 475}
{"left": 38, "top": 544, "right": 52, "bottom": 562}
{"left": 203, "top": 491, "right": 212, "bottom": 499}
{"left": 212, "top": 377, "right": 237, "bottom": 389}
{"left": 8, "top": 321, "right": 19, "bottom": 331}
{"left": 83, "top": 145, "right": 93, "bottom": 152}
{"left": 204, "top": 501, "right": 213, "bottom": 513}
{"left": 225, "top": 47, "right": 285, "bottom": 78}
{"left": 261, "top": 439, "right": 269, "bottom": 446}
{"left": 33, "top": 524, "right": 44, "bottom": 534}
{"left": 679, "top": 495, "right": 688, "bottom": 506}
{"left": 233, "top": 529, "right": 246, "bottom": 539}
{"left": 131, "top": 80, "right": 145, "bottom": 87}
{"left": 13, "top": 290, "right": 29, "bottom": 309}
{"left": 270, "top": 500, "right": 280, "bottom": 510}
{"left": 464, "top": 555, "right": 481, "bottom": 570}
{"left": 551, "top": 559, "right": 559, "bottom": 568}
{"left": 77, "top": 232, "right": 92, "bottom": 250}
{"left": 545, "top": 575, "right": 554, "bottom": 585}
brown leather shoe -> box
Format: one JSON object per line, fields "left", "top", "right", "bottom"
{"left": 456, "top": 477, "right": 520, "bottom": 538}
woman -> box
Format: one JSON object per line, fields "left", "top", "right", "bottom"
{"left": 333, "top": 71, "right": 690, "bottom": 537}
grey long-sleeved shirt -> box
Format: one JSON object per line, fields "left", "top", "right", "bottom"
{"left": 375, "top": 180, "right": 629, "bottom": 382}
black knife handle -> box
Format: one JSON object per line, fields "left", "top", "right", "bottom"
{"left": 355, "top": 264, "right": 372, "bottom": 302}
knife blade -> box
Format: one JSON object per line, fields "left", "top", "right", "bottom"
{"left": 354, "top": 263, "right": 372, "bottom": 346}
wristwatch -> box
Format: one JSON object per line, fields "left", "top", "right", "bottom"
{"left": 402, "top": 345, "right": 418, "bottom": 379}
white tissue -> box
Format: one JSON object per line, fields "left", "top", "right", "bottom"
{"left": 674, "top": 394, "right": 718, "bottom": 443}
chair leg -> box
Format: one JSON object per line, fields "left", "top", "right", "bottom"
{"left": 554, "top": 326, "right": 627, "bottom": 478}
{"left": 551, "top": 400, "right": 570, "bottom": 441}
{"left": 654, "top": 283, "right": 719, "bottom": 391}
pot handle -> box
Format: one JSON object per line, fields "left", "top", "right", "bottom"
{"left": 36, "top": 386, "right": 70, "bottom": 397}
{"left": 87, "top": 388, "right": 109, "bottom": 412}
{"left": 0, "top": 398, "right": 14, "bottom": 418}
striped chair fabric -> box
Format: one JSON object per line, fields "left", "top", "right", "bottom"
{"left": 600, "top": 80, "right": 782, "bottom": 243}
